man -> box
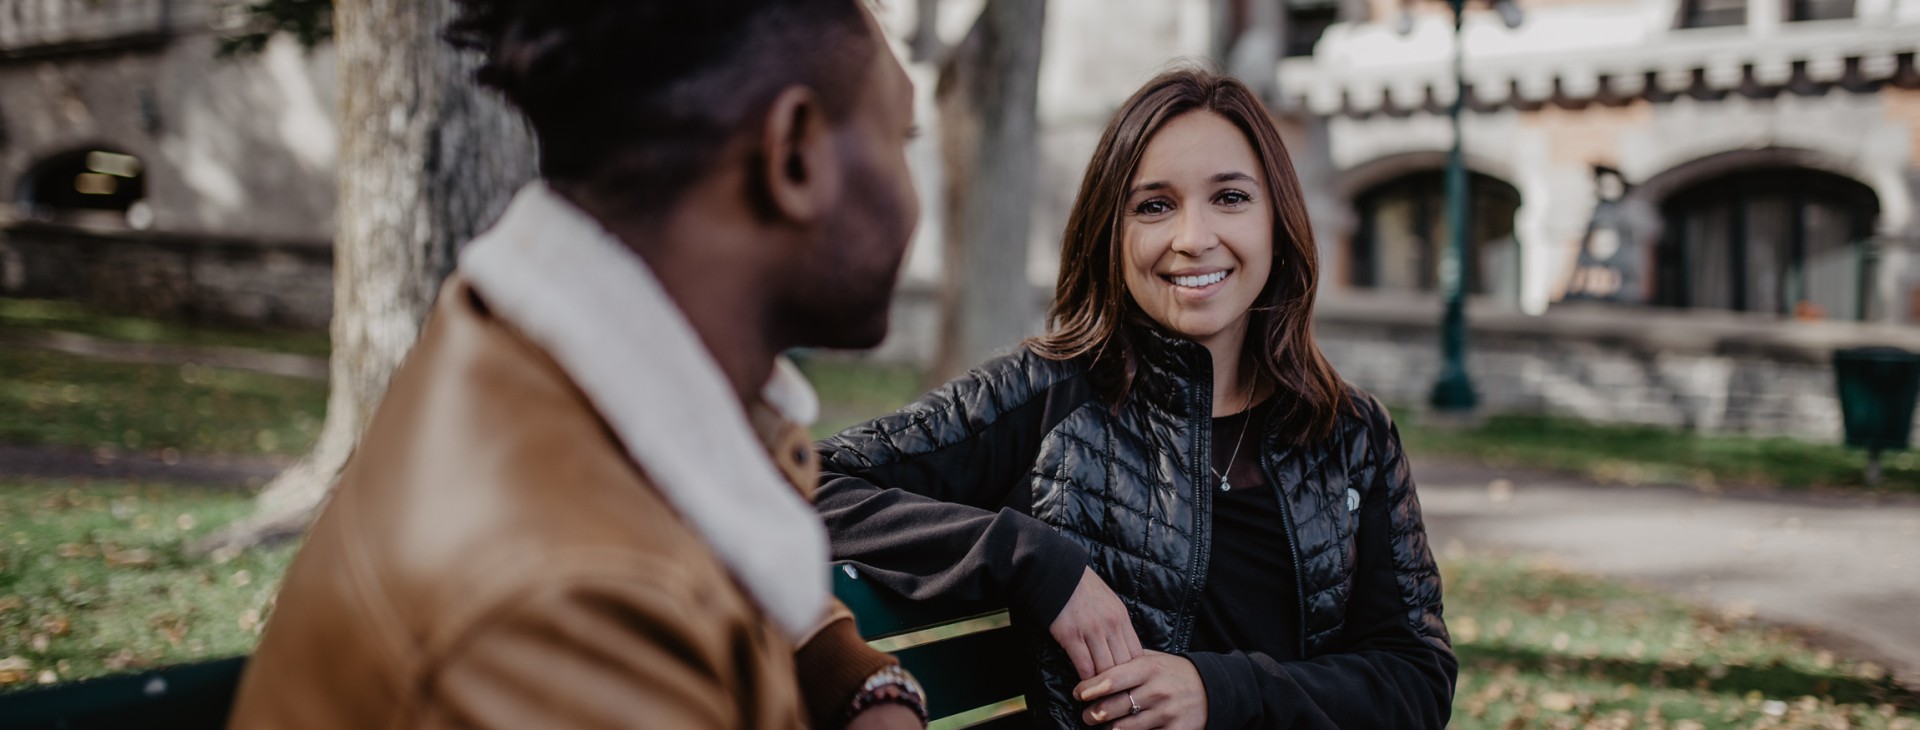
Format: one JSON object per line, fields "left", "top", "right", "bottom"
{"left": 228, "top": 1, "right": 925, "bottom": 727}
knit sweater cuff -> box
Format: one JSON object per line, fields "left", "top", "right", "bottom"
{"left": 796, "top": 616, "right": 900, "bottom": 729}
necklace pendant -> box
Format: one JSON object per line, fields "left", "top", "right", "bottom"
{"left": 1219, "top": 475, "right": 1232, "bottom": 492}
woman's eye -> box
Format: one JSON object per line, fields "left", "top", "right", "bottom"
{"left": 1216, "top": 190, "right": 1252, "bottom": 207}
{"left": 1133, "top": 199, "right": 1173, "bottom": 216}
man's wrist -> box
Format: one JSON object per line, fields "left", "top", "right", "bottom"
{"left": 845, "top": 664, "right": 928, "bottom": 726}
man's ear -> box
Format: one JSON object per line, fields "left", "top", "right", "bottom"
{"left": 758, "top": 86, "right": 840, "bottom": 225}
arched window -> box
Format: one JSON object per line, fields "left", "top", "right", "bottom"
{"left": 1350, "top": 170, "right": 1522, "bottom": 302}
{"left": 18, "top": 148, "right": 147, "bottom": 223}
{"left": 1655, "top": 168, "right": 1878, "bottom": 320}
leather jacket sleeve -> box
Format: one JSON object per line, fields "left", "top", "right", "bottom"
{"left": 1185, "top": 402, "right": 1457, "bottom": 729}
{"left": 815, "top": 352, "right": 1093, "bottom": 628}
{"left": 425, "top": 571, "right": 773, "bottom": 729}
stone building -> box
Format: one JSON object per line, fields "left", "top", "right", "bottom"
{"left": 1272, "top": 0, "right": 1920, "bottom": 321}
{"left": 0, "top": 0, "right": 336, "bottom": 327}
{"left": 1256, "top": 0, "right": 1920, "bottom": 440}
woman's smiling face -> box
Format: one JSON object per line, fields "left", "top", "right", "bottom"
{"left": 1119, "top": 110, "right": 1274, "bottom": 351}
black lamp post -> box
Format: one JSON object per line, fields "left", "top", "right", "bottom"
{"left": 1414, "top": 0, "right": 1524, "bottom": 413}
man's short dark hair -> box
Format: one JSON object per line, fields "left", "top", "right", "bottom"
{"left": 447, "top": 0, "right": 875, "bottom": 212}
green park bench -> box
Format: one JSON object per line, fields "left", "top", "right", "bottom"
{"left": 0, "top": 563, "right": 1029, "bottom": 730}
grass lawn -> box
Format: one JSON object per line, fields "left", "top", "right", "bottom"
{"left": 1394, "top": 409, "right": 1920, "bottom": 496}
{"left": 0, "top": 298, "right": 328, "bottom": 458}
{"left": 0, "top": 346, "right": 325, "bottom": 458}
{"left": 0, "top": 481, "right": 294, "bottom": 687}
{"left": 0, "top": 479, "right": 1913, "bottom": 728}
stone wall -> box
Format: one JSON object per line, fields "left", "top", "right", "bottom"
{"left": 1316, "top": 293, "right": 1920, "bottom": 442}
{"left": 0, "top": 221, "right": 331, "bottom": 328}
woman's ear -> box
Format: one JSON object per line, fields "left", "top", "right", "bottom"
{"left": 757, "top": 86, "right": 841, "bottom": 225}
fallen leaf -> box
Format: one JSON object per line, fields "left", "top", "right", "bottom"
{"left": 1540, "top": 692, "right": 1577, "bottom": 712}
{"left": 104, "top": 548, "right": 155, "bottom": 568}
{"left": 0, "top": 656, "right": 32, "bottom": 685}
{"left": 103, "top": 650, "right": 135, "bottom": 671}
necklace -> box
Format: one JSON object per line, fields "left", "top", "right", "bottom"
{"left": 1210, "top": 381, "right": 1257, "bottom": 492}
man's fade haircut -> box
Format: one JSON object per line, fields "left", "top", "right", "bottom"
{"left": 446, "top": 0, "right": 876, "bottom": 214}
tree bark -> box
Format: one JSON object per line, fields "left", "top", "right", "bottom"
{"left": 929, "top": 0, "right": 1047, "bottom": 384}
{"left": 198, "top": 0, "right": 534, "bottom": 552}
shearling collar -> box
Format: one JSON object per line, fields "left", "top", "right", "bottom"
{"left": 458, "top": 182, "right": 828, "bottom": 640}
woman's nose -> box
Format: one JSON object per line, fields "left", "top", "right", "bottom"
{"left": 1168, "top": 209, "right": 1218, "bottom": 257}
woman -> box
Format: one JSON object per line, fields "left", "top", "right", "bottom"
{"left": 816, "top": 68, "right": 1454, "bottom": 729}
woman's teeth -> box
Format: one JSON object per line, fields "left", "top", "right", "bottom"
{"left": 1171, "top": 271, "right": 1228, "bottom": 288}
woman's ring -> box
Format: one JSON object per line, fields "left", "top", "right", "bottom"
{"left": 1126, "top": 690, "right": 1142, "bottom": 716}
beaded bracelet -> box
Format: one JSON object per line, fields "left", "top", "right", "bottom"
{"left": 845, "top": 664, "right": 929, "bottom": 725}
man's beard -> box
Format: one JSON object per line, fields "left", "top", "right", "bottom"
{"left": 777, "top": 154, "right": 911, "bottom": 351}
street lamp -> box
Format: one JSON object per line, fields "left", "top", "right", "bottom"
{"left": 1405, "top": 0, "right": 1524, "bottom": 413}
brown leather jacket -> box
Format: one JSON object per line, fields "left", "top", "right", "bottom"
{"left": 229, "top": 279, "right": 892, "bottom": 729}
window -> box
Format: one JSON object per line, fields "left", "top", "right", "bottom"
{"left": 18, "top": 148, "right": 146, "bottom": 222}
{"left": 1680, "top": 0, "right": 1746, "bottom": 27}
{"left": 1787, "top": 0, "right": 1853, "bottom": 20}
{"left": 1350, "top": 171, "right": 1523, "bottom": 302}
{"left": 1222, "top": 0, "right": 1341, "bottom": 60}
{"left": 1286, "top": 1, "right": 1340, "bottom": 58}
{"left": 1655, "top": 168, "right": 1879, "bottom": 320}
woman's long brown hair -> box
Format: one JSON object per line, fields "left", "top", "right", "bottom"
{"left": 1028, "top": 67, "right": 1346, "bottom": 446}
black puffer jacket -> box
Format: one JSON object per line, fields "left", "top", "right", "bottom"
{"left": 816, "top": 333, "right": 1455, "bottom": 729}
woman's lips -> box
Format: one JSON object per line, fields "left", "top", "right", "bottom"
{"left": 1164, "top": 269, "right": 1231, "bottom": 299}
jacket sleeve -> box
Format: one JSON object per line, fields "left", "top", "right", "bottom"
{"left": 816, "top": 353, "right": 1091, "bottom": 628}
{"left": 424, "top": 570, "right": 770, "bottom": 729}
{"left": 794, "top": 599, "right": 904, "bottom": 729}
{"left": 1185, "top": 400, "right": 1457, "bottom": 729}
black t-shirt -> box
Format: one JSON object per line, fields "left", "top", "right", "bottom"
{"left": 1187, "top": 397, "right": 1300, "bottom": 661}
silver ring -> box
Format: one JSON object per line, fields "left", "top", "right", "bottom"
{"left": 1126, "top": 690, "right": 1142, "bottom": 716}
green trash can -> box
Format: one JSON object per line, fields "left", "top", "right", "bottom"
{"left": 1833, "top": 346, "right": 1920, "bottom": 484}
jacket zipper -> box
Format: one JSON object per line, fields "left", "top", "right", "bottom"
{"left": 1172, "top": 358, "right": 1214, "bottom": 652}
{"left": 1258, "top": 405, "right": 1310, "bottom": 659}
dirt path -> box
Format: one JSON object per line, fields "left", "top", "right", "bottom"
{"left": 0, "top": 330, "right": 326, "bottom": 380}
{"left": 0, "top": 445, "right": 286, "bottom": 488}
{"left": 1416, "top": 457, "right": 1920, "bottom": 689}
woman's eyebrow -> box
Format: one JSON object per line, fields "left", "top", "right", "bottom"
{"left": 1127, "top": 180, "right": 1171, "bottom": 197}
{"left": 1127, "top": 172, "right": 1258, "bottom": 198}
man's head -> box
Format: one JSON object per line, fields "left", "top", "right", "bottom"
{"left": 449, "top": 0, "right": 919, "bottom": 351}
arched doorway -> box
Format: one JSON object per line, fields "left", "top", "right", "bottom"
{"left": 1655, "top": 167, "right": 1878, "bottom": 320}
{"left": 1350, "top": 170, "right": 1523, "bottom": 303}
{"left": 18, "top": 148, "right": 148, "bottom": 224}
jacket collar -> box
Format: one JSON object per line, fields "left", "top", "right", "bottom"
{"left": 457, "top": 182, "right": 828, "bottom": 641}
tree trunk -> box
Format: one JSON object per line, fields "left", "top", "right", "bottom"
{"left": 198, "top": 0, "right": 534, "bottom": 553}
{"left": 929, "top": 0, "right": 1047, "bottom": 384}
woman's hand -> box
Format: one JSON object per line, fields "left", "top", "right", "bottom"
{"left": 1050, "top": 567, "right": 1144, "bottom": 679}
{"left": 1074, "top": 651, "right": 1207, "bottom": 730}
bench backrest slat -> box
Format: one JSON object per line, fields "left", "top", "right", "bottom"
{"left": 833, "top": 562, "right": 1030, "bottom": 727}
